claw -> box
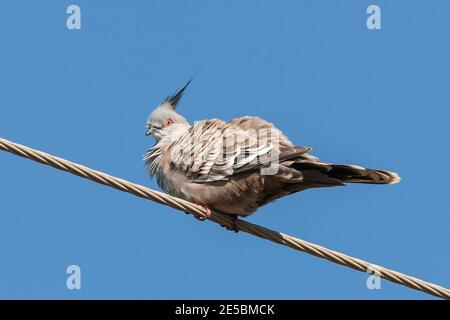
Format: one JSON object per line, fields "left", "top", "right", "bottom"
{"left": 220, "top": 215, "right": 240, "bottom": 233}
{"left": 193, "top": 202, "right": 212, "bottom": 221}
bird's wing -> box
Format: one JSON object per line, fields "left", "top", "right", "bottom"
{"left": 227, "top": 116, "right": 294, "bottom": 149}
{"left": 169, "top": 118, "right": 310, "bottom": 182}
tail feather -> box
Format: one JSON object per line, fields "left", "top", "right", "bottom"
{"left": 292, "top": 161, "right": 400, "bottom": 185}
{"left": 327, "top": 164, "right": 401, "bottom": 184}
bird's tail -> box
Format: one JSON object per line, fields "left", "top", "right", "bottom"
{"left": 291, "top": 160, "right": 400, "bottom": 186}
{"left": 326, "top": 164, "right": 401, "bottom": 184}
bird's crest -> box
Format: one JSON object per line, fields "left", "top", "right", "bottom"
{"left": 163, "top": 77, "right": 193, "bottom": 109}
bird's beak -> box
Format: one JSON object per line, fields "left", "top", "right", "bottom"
{"left": 146, "top": 125, "right": 162, "bottom": 137}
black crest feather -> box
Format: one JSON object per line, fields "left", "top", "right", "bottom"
{"left": 164, "top": 77, "right": 193, "bottom": 109}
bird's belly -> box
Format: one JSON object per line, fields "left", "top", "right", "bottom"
{"left": 157, "top": 171, "right": 187, "bottom": 199}
{"left": 158, "top": 172, "right": 260, "bottom": 216}
{"left": 184, "top": 182, "right": 256, "bottom": 216}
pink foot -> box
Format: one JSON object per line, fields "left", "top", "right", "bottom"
{"left": 193, "top": 202, "right": 212, "bottom": 221}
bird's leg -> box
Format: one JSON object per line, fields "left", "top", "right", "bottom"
{"left": 191, "top": 204, "right": 239, "bottom": 232}
{"left": 220, "top": 214, "right": 240, "bottom": 233}
{"left": 230, "top": 215, "right": 240, "bottom": 233}
{"left": 192, "top": 202, "right": 212, "bottom": 221}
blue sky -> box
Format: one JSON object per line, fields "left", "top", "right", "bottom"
{"left": 0, "top": 0, "right": 449, "bottom": 299}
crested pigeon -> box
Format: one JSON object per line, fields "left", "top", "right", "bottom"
{"left": 144, "top": 80, "right": 400, "bottom": 220}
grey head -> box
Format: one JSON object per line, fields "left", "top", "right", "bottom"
{"left": 146, "top": 79, "right": 192, "bottom": 141}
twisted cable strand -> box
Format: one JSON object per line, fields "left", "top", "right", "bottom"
{"left": 1, "top": 137, "right": 449, "bottom": 299}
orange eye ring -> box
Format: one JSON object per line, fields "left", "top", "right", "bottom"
{"left": 164, "top": 118, "right": 173, "bottom": 127}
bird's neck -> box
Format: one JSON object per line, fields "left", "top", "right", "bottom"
{"left": 144, "top": 124, "right": 190, "bottom": 176}
{"left": 166, "top": 123, "right": 191, "bottom": 139}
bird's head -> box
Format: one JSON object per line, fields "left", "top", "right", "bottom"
{"left": 146, "top": 79, "right": 192, "bottom": 141}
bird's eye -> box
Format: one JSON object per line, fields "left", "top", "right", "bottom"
{"left": 164, "top": 118, "right": 173, "bottom": 127}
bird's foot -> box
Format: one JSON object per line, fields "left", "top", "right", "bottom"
{"left": 192, "top": 202, "right": 212, "bottom": 221}
{"left": 220, "top": 215, "right": 240, "bottom": 233}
